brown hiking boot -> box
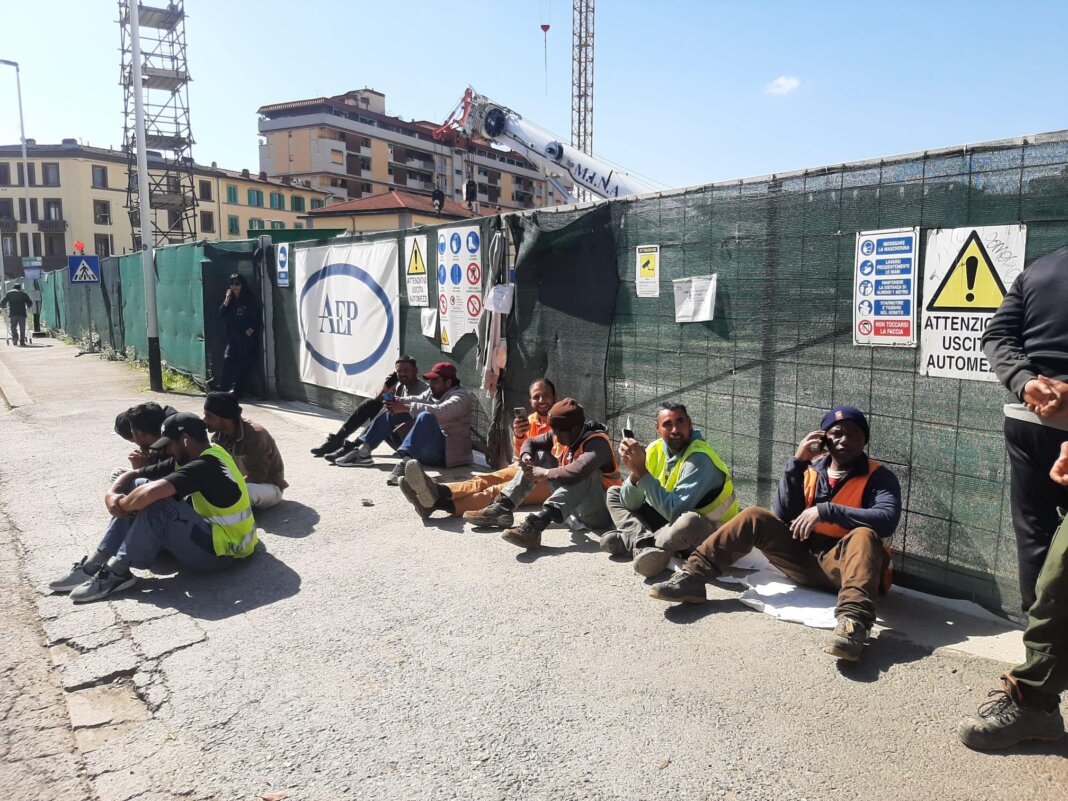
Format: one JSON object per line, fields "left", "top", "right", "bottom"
{"left": 463, "top": 502, "right": 514, "bottom": 528}
{"left": 501, "top": 515, "right": 548, "bottom": 550}
{"left": 823, "top": 615, "right": 869, "bottom": 661}
{"left": 649, "top": 571, "right": 707, "bottom": 604}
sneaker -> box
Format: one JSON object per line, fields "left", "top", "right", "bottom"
{"left": 501, "top": 515, "right": 549, "bottom": 550}
{"left": 633, "top": 546, "right": 673, "bottom": 577}
{"left": 398, "top": 477, "right": 432, "bottom": 519}
{"left": 386, "top": 460, "right": 408, "bottom": 486}
{"left": 48, "top": 557, "right": 101, "bottom": 594}
{"left": 311, "top": 434, "right": 345, "bottom": 457}
{"left": 325, "top": 441, "right": 358, "bottom": 463}
{"left": 69, "top": 568, "right": 137, "bottom": 604}
{"left": 599, "top": 530, "right": 630, "bottom": 557}
{"left": 334, "top": 449, "right": 374, "bottom": 468}
{"left": 823, "top": 615, "right": 869, "bottom": 661}
{"left": 404, "top": 460, "right": 440, "bottom": 508}
{"left": 463, "top": 502, "right": 514, "bottom": 529}
{"left": 958, "top": 687, "right": 1065, "bottom": 750}
{"left": 649, "top": 571, "right": 707, "bottom": 604}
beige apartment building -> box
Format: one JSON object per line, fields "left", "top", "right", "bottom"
{"left": 258, "top": 88, "right": 565, "bottom": 212}
{"left": 0, "top": 140, "right": 330, "bottom": 277}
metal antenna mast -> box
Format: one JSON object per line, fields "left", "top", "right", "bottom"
{"left": 571, "top": 0, "right": 594, "bottom": 200}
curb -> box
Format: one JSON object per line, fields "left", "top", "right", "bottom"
{"left": 0, "top": 353, "right": 33, "bottom": 408}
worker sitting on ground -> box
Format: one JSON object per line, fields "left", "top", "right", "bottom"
{"left": 601, "top": 402, "right": 738, "bottom": 577}
{"left": 49, "top": 412, "right": 257, "bottom": 604}
{"left": 112, "top": 401, "right": 177, "bottom": 478}
{"left": 311, "top": 356, "right": 427, "bottom": 463}
{"left": 648, "top": 406, "right": 901, "bottom": 663}
{"left": 340, "top": 361, "right": 473, "bottom": 485}
{"left": 202, "top": 392, "right": 287, "bottom": 509}
{"left": 472, "top": 398, "right": 620, "bottom": 550}
{"left": 400, "top": 378, "right": 557, "bottom": 522}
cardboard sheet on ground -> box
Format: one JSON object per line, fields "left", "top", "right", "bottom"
{"left": 715, "top": 550, "right": 838, "bottom": 629}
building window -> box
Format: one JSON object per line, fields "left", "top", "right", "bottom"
{"left": 247, "top": 189, "right": 264, "bottom": 207}
{"left": 269, "top": 192, "right": 285, "bottom": 210}
{"left": 41, "top": 162, "right": 60, "bottom": 186}
{"left": 331, "top": 150, "right": 344, "bottom": 165}
{"left": 310, "top": 198, "right": 324, "bottom": 209}
{"left": 17, "top": 163, "right": 35, "bottom": 187}
{"left": 226, "top": 184, "right": 238, "bottom": 204}
{"left": 199, "top": 180, "right": 213, "bottom": 201}
{"left": 92, "top": 165, "right": 108, "bottom": 188}
{"left": 200, "top": 210, "right": 215, "bottom": 233}
{"left": 0, "top": 198, "right": 13, "bottom": 219}
{"left": 93, "top": 200, "right": 112, "bottom": 225}
{"left": 43, "top": 233, "right": 64, "bottom": 256}
{"left": 0, "top": 163, "right": 11, "bottom": 186}
{"left": 294, "top": 222, "right": 304, "bottom": 230}
{"left": 18, "top": 198, "right": 38, "bottom": 223}
{"left": 43, "top": 199, "right": 63, "bottom": 221}
{"left": 227, "top": 215, "right": 240, "bottom": 235}
{"left": 270, "top": 221, "right": 285, "bottom": 230}
{"left": 1, "top": 235, "right": 15, "bottom": 256}
{"left": 94, "top": 234, "right": 113, "bottom": 258}
{"left": 248, "top": 218, "right": 264, "bottom": 230}
{"left": 290, "top": 196, "right": 305, "bottom": 212}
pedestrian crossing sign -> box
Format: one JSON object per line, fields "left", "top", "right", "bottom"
{"left": 68, "top": 255, "right": 101, "bottom": 285}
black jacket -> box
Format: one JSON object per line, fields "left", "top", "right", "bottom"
{"left": 219, "top": 296, "right": 260, "bottom": 342}
{"left": 1, "top": 289, "right": 32, "bottom": 317}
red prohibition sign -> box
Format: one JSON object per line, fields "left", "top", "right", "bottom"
{"left": 466, "top": 262, "right": 481, "bottom": 285}
{"left": 467, "top": 295, "right": 482, "bottom": 316}
{"left": 438, "top": 294, "right": 448, "bottom": 315}
{"left": 857, "top": 319, "right": 872, "bottom": 336}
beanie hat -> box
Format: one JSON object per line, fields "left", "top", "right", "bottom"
{"left": 820, "top": 405, "right": 870, "bottom": 443}
{"left": 548, "top": 398, "right": 585, "bottom": 429}
{"left": 204, "top": 391, "right": 242, "bottom": 421}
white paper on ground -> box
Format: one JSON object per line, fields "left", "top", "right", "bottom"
{"left": 420, "top": 308, "right": 437, "bottom": 338}
{"left": 736, "top": 570, "right": 839, "bottom": 629}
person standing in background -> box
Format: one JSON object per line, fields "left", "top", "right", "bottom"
{"left": 1, "top": 282, "right": 33, "bottom": 346}
{"left": 217, "top": 273, "right": 260, "bottom": 398}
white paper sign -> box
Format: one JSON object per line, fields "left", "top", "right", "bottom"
{"left": 294, "top": 241, "right": 400, "bottom": 398}
{"left": 853, "top": 227, "right": 918, "bottom": 347}
{"left": 420, "top": 308, "right": 438, "bottom": 339}
{"left": 436, "top": 225, "right": 483, "bottom": 352}
{"left": 404, "top": 234, "right": 429, "bottom": 307}
{"left": 919, "top": 224, "right": 1026, "bottom": 381}
{"left": 636, "top": 244, "right": 660, "bottom": 297}
{"left": 673, "top": 275, "right": 717, "bottom": 322}
{"left": 484, "top": 283, "right": 514, "bottom": 314}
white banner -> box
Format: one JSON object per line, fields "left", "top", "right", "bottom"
{"left": 294, "top": 241, "right": 400, "bottom": 397}
{"left": 436, "top": 225, "right": 483, "bottom": 352}
{"left": 404, "top": 234, "right": 429, "bottom": 307}
{"left": 919, "top": 224, "right": 1026, "bottom": 381}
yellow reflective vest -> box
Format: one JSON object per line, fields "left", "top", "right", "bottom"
{"left": 186, "top": 444, "right": 257, "bottom": 558}
{"left": 645, "top": 437, "right": 738, "bottom": 523}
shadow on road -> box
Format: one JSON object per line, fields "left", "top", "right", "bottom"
{"left": 660, "top": 597, "right": 749, "bottom": 624}
{"left": 515, "top": 529, "right": 604, "bottom": 563}
{"left": 255, "top": 500, "right": 320, "bottom": 539}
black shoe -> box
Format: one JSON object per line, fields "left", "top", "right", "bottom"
{"left": 398, "top": 477, "right": 432, "bottom": 519}
{"left": 334, "top": 448, "right": 374, "bottom": 468}
{"left": 311, "top": 434, "right": 345, "bottom": 457}
{"left": 69, "top": 567, "right": 137, "bottom": 604}
{"left": 599, "top": 530, "right": 630, "bottom": 557}
{"left": 325, "top": 441, "right": 359, "bottom": 463}
{"left": 958, "top": 687, "right": 1065, "bottom": 750}
{"left": 386, "top": 460, "right": 407, "bottom": 486}
{"left": 501, "top": 515, "right": 549, "bottom": 549}
{"left": 823, "top": 615, "right": 869, "bottom": 661}
{"left": 649, "top": 571, "right": 707, "bottom": 604}
{"left": 48, "top": 557, "right": 101, "bottom": 593}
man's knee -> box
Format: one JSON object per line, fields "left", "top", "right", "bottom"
{"left": 841, "top": 527, "right": 884, "bottom": 558}
{"left": 658, "top": 511, "right": 714, "bottom": 550}
{"left": 606, "top": 485, "right": 623, "bottom": 506}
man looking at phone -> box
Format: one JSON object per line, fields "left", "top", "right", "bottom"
{"left": 600, "top": 403, "right": 737, "bottom": 577}
{"left": 310, "top": 356, "right": 426, "bottom": 462}
{"left": 648, "top": 405, "right": 901, "bottom": 663}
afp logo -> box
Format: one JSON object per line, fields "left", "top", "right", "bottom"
{"left": 298, "top": 262, "right": 394, "bottom": 375}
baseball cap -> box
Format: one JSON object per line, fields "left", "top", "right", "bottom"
{"left": 151, "top": 412, "right": 209, "bottom": 449}
{"left": 423, "top": 361, "right": 458, "bottom": 381}
{"left": 820, "top": 405, "right": 870, "bottom": 443}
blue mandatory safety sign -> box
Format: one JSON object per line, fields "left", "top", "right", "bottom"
{"left": 276, "top": 243, "right": 290, "bottom": 288}
{"left": 450, "top": 233, "right": 462, "bottom": 254}
{"left": 450, "top": 264, "right": 462, "bottom": 285}
{"left": 68, "top": 255, "right": 101, "bottom": 284}
{"left": 438, "top": 235, "right": 447, "bottom": 255}
{"left": 860, "top": 240, "right": 875, "bottom": 256}
{"left": 437, "top": 264, "right": 447, "bottom": 287}
{"left": 466, "top": 231, "right": 480, "bottom": 253}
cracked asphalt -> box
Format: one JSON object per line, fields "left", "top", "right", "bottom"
{"left": 1, "top": 339, "right": 1067, "bottom": 801}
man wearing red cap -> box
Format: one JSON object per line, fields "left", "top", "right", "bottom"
{"left": 338, "top": 360, "right": 473, "bottom": 484}
{"left": 648, "top": 405, "right": 901, "bottom": 662}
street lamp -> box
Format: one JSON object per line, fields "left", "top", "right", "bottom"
{"left": 0, "top": 58, "right": 37, "bottom": 321}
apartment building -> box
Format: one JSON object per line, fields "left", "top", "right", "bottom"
{"left": 0, "top": 140, "right": 330, "bottom": 277}
{"left": 257, "top": 88, "right": 567, "bottom": 212}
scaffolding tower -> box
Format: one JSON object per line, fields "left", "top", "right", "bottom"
{"left": 571, "top": 0, "right": 594, "bottom": 201}
{"left": 119, "top": 1, "right": 196, "bottom": 247}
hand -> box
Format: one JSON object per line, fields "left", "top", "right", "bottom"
{"left": 789, "top": 507, "right": 822, "bottom": 540}
{"left": 128, "top": 449, "right": 150, "bottom": 470}
{"left": 1051, "top": 442, "right": 1068, "bottom": 486}
{"left": 520, "top": 461, "right": 549, "bottom": 480}
{"left": 223, "top": 288, "right": 233, "bottom": 306}
{"left": 795, "top": 430, "right": 828, "bottom": 462}
{"left": 512, "top": 416, "right": 530, "bottom": 439}
{"left": 385, "top": 400, "right": 409, "bottom": 415}
{"left": 105, "top": 492, "right": 130, "bottom": 519}
{"left": 1023, "top": 376, "right": 1062, "bottom": 417}
{"left": 618, "top": 438, "right": 646, "bottom": 478}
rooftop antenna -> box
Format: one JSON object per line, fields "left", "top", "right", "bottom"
{"left": 540, "top": 1, "right": 551, "bottom": 94}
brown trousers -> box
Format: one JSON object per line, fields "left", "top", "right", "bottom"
{"left": 684, "top": 506, "right": 888, "bottom": 627}
{"left": 445, "top": 466, "right": 551, "bottom": 515}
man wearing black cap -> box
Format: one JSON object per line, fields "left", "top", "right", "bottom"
{"left": 216, "top": 273, "right": 260, "bottom": 398}
{"left": 1, "top": 282, "right": 33, "bottom": 346}
{"left": 338, "top": 360, "right": 473, "bottom": 485}
{"left": 48, "top": 412, "right": 257, "bottom": 603}
{"left": 649, "top": 405, "right": 902, "bottom": 662}
{"left": 202, "top": 392, "right": 287, "bottom": 508}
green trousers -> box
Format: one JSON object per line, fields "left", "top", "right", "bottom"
{"left": 1010, "top": 511, "right": 1068, "bottom": 705}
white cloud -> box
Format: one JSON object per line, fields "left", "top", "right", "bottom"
{"left": 765, "top": 76, "right": 801, "bottom": 96}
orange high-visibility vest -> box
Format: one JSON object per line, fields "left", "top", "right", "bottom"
{"left": 559, "top": 430, "right": 622, "bottom": 488}
{"left": 514, "top": 413, "right": 553, "bottom": 456}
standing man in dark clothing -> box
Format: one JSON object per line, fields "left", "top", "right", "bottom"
{"left": 217, "top": 274, "right": 260, "bottom": 398}
{"left": 1, "top": 282, "right": 33, "bottom": 346}
{"left": 982, "top": 245, "right": 1068, "bottom": 612}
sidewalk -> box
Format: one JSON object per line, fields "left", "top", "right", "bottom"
{"left": 1, "top": 339, "right": 1065, "bottom": 801}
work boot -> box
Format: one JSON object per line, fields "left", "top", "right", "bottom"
{"left": 404, "top": 460, "right": 441, "bottom": 508}
{"left": 334, "top": 447, "right": 374, "bottom": 468}
{"left": 311, "top": 433, "right": 345, "bottom": 457}
{"left": 70, "top": 567, "right": 137, "bottom": 604}
{"left": 958, "top": 687, "right": 1065, "bottom": 750}
{"left": 386, "top": 459, "right": 409, "bottom": 486}
{"left": 649, "top": 571, "right": 707, "bottom": 604}
{"left": 599, "top": 529, "right": 630, "bottom": 557}
{"left": 501, "top": 515, "right": 549, "bottom": 550}
{"left": 398, "top": 477, "right": 431, "bottom": 519}
{"left": 633, "top": 546, "right": 672, "bottom": 577}
{"left": 48, "top": 557, "right": 101, "bottom": 594}
{"left": 463, "top": 501, "right": 514, "bottom": 529}
{"left": 823, "top": 615, "right": 869, "bottom": 661}
{"left": 325, "top": 441, "right": 358, "bottom": 463}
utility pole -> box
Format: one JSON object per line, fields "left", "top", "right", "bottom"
{"left": 0, "top": 58, "right": 36, "bottom": 284}
{"left": 128, "top": 1, "right": 163, "bottom": 391}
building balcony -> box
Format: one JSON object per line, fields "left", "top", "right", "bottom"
{"left": 0, "top": 218, "right": 16, "bottom": 232}
{"left": 38, "top": 218, "right": 67, "bottom": 233}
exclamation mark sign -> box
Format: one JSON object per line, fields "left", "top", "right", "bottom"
{"left": 965, "top": 256, "right": 977, "bottom": 302}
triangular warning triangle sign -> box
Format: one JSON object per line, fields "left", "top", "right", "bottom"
{"left": 926, "top": 231, "right": 1007, "bottom": 313}
{"left": 72, "top": 261, "right": 96, "bottom": 282}
{"left": 440, "top": 328, "right": 449, "bottom": 346}
{"left": 407, "top": 243, "right": 426, "bottom": 275}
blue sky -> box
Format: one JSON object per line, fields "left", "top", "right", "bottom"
{"left": 1, "top": 1, "right": 1066, "bottom": 190}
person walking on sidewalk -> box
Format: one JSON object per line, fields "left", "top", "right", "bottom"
{"left": 958, "top": 441, "right": 1068, "bottom": 750}
{"left": 1, "top": 282, "right": 33, "bottom": 346}
{"left": 217, "top": 273, "right": 260, "bottom": 398}
{"left": 48, "top": 413, "right": 257, "bottom": 603}
{"left": 648, "top": 406, "right": 901, "bottom": 662}
{"left": 600, "top": 402, "right": 738, "bottom": 578}
{"left": 310, "top": 356, "right": 427, "bottom": 461}
{"left": 400, "top": 378, "right": 557, "bottom": 521}
{"left": 982, "top": 244, "right": 1068, "bottom": 612}
{"left": 202, "top": 392, "right": 287, "bottom": 509}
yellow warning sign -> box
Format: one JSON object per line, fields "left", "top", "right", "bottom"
{"left": 640, "top": 255, "right": 657, "bottom": 277}
{"left": 407, "top": 242, "right": 426, "bottom": 275}
{"left": 926, "top": 230, "right": 1008, "bottom": 313}
{"left": 440, "top": 328, "right": 449, "bottom": 346}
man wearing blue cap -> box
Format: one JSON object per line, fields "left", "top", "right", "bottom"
{"left": 648, "top": 405, "right": 902, "bottom": 662}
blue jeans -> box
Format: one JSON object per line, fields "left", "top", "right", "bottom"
{"left": 97, "top": 494, "right": 235, "bottom": 572}
{"left": 357, "top": 410, "right": 446, "bottom": 466}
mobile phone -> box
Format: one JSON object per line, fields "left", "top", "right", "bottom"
{"left": 622, "top": 427, "right": 635, "bottom": 440}
{"left": 513, "top": 407, "right": 526, "bottom": 419}
{"left": 383, "top": 391, "right": 395, "bottom": 402}
{"left": 809, "top": 434, "right": 829, "bottom": 453}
